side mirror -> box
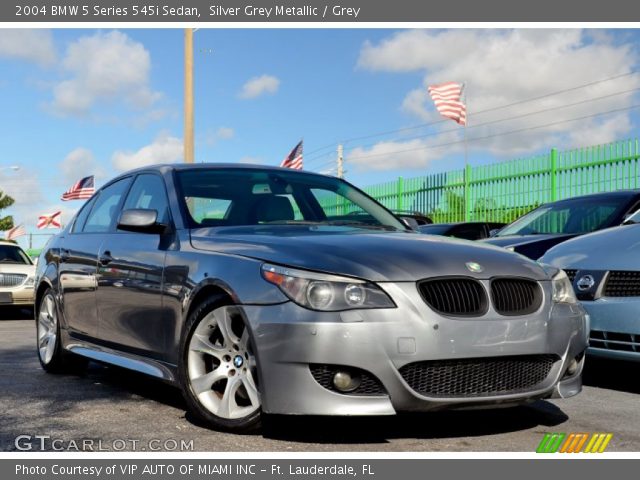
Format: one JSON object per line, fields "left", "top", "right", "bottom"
{"left": 117, "top": 209, "right": 167, "bottom": 234}
{"left": 623, "top": 211, "right": 640, "bottom": 225}
{"left": 399, "top": 216, "right": 419, "bottom": 230}
{"left": 488, "top": 228, "right": 501, "bottom": 237}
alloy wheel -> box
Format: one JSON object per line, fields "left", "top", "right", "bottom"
{"left": 37, "top": 293, "right": 58, "bottom": 365}
{"left": 187, "top": 306, "right": 260, "bottom": 420}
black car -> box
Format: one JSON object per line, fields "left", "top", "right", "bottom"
{"left": 483, "top": 190, "right": 640, "bottom": 259}
{"left": 419, "top": 222, "right": 506, "bottom": 240}
{"left": 391, "top": 210, "right": 433, "bottom": 227}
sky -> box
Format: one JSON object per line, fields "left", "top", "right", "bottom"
{"left": 0, "top": 28, "right": 639, "bottom": 248}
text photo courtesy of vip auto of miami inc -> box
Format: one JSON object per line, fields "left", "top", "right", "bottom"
{"left": 2, "top": 9, "right": 640, "bottom": 466}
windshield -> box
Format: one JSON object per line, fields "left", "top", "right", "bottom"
{"left": 497, "top": 196, "right": 627, "bottom": 236}
{"left": 176, "top": 168, "right": 407, "bottom": 232}
{"left": 0, "top": 244, "right": 32, "bottom": 265}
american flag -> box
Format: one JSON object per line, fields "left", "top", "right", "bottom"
{"left": 428, "top": 82, "right": 467, "bottom": 126}
{"left": 5, "top": 224, "right": 25, "bottom": 240}
{"left": 280, "top": 141, "right": 303, "bottom": 170}
{"left": 61, "top": 175, "right": 95, "bottom": 201}
{"left": 37, "top": 211, "right": 62, "bottom": 229}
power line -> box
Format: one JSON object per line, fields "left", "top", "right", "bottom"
{"left": 307, "top": 69, "right": 640, "bottom": 153}
{"left": 345, "top": 103, "right": 640, "bottom": 162}
{"left": 344, "top": 86, "right": 640, "bottom": 154}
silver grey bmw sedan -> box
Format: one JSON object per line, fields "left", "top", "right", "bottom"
{"left": 35, "top": 164, "right": 587, "bottom": 432}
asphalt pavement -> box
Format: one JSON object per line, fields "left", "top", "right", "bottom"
{"left": 1, "top": 309, "right": 639, "bottom": 452}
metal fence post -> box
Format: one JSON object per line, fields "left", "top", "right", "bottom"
{"left": 464, "top": 164, "right": 471, "bottom": 221}
{"left": 397, "top": 177, "right": 404, "bottom": 211}
{"left": 550, "top": 147, "right": 558, "bottom": 202}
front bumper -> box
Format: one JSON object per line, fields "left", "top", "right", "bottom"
{"left": 242, "top": 282, "right": 588, "bottom": 415}
{"left": 0, "top": 286, "right": 35, "bottom": 306}
{"left": 581, "top": 297, "right": 640, "bottom": 362}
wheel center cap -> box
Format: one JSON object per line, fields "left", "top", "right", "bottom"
{"left": 233, "top": 355, "right": 244, "bottom": 368}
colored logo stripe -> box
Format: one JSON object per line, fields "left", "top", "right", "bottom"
{"left": 584, "top": 433, "right": 613, "bottom": 453}
{"left": 537, "top": 433, "right": 613, "bottom": 453}
{"left": 536, "top": 433, "right": 566, "bottom": 453}
{"left": 559, "top": 433, "right": 589, "bottom": 453}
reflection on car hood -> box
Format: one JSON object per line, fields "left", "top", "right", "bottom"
{"left": 482, "top": 233, "right": 575, "bottom": 247}
{"left": 0, "top": 264, "right": 35, "bottom": 275}
{"left": 482, "top": 233, "right": 577, "bottom": 260}
{"left": 540, "top": 224, "right": 640, "bottom": 270}
{"left": 190, "top": 225, "right": 548, "bottom": 282}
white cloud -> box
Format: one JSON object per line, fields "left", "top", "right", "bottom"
{"left": 347, "top": 131, "right": 462, "bottom": 172}
{"left": 239, "top": 74, "right": 280, "bottom": 99}
{"left": 112, "top": 133, "right": 183, "bottom": 171}
{"left": 203, "top": 126, "right": 235, "bottom": 146}
{"left": 0, "top": 29, "right": 56, "bottom": 66}
{"left": 59, "top": 148, "right": 107, "bottom": 186}
{"left": 355, "top": 29, "right": 640, "bottom": 169}
{"left": 216, "top": 127, "right": 235, "bottom": 140}
{"left": 51, "top": 30, "right": 160, "bottom": 116}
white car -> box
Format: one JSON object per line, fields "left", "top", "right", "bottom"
{"left": 0, "top": 240, "right": 36, "bottom": 306}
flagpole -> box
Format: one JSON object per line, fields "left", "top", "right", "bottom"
{"left": 463, "top": 82, "right": 470, "bottom": 222}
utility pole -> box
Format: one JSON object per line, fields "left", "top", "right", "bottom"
{"left": 337, "top": 144, "right": 344, "bottom": 178}
{"left": 184, "top": 28, "right": 194, "bottom": 163}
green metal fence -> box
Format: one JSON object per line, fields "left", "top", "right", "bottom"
{"left": 362, "top": 138, "right": 640, "bottom": 224}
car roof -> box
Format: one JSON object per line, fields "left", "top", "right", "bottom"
{"left": 121, "top": 163, "right": 332, "bottom": 177}
{"left": 0, "top": 240, "right": 24, "bottom": 247}
{"left": 548, "top": 189, "right": 640, "bottom": 203}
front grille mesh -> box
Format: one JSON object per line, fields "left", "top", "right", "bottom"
{"left": 0, "top": 273, "right": 26, "bottom": 287}
{"left": 418, "top": 278, "right": 487, "bottom": 316}
{"left": 399, "top": 355, "right": 558, "bottom": 398}
{"left": 490, "top": 278, "right": 543, "bottom": 316}
{"left": 590, "top": 330, "right": 640, "bottom": 352}
{"left": 603, "top": 271, "right": 640, "bottom": 297}
{"left": 309, "top": 364, "right": 386, "bottom": 396}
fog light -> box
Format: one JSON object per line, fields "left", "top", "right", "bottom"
{"left": 332, "top": 371, "right": 361, "bottom": 392}
{"left": 566, "top": 358, "right": 579, "bottom": 376}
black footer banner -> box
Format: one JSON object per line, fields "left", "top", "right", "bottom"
{"left": 3, "top": 459, "right": 639, "bottom": 480}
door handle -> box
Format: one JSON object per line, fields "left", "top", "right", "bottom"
{"left": 60, "top": 249, "right": 70, "bottom": 262}
{"left": 99, "top": 251, "right": 113, "bottom": 266}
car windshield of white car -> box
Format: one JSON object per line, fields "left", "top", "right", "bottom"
{"left": 0, "top": 245, "right": 32, "bottom": 264}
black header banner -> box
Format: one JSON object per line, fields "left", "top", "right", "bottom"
{"left": 3, "top": 0, "right": 640, "bottom": 22}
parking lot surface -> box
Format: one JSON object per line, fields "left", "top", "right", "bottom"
{"left": 2, "top": 310, "right": 640, "bottom": 452}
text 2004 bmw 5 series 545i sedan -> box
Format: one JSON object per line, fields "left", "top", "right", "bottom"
{"left": 35, "top": 164, "right": 588, "bottom": 432}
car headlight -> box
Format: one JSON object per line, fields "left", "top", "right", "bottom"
{"left": 261, "top": 263, "right": 395, "bottom": 311}
{"left": 552, "top": 270, "right": 577, "bottom": 304}
{"left": 24, "top": 276, "right": 35, "bottom": 287}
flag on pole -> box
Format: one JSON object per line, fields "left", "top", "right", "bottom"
{"left": 61, "top": 175, "right": 95, "bottom": 201}
{"left": 280, "top": 141, "right": 303, "bottom": 170}
{"left": 5, "top": 224, "right": 25, "bottom": 240}
{"left": 428, "top": 82, "right": 467, "bottom": 125}
{"left": 37, "top": 211, "right": 62, "bottom": 229}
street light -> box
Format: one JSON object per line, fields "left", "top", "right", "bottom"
{"left": 0, "top": 166, "right": 20, "bottom": 172}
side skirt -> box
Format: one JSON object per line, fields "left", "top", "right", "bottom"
{"left": 65, "top": 341, "right": 178, "bottom": 384}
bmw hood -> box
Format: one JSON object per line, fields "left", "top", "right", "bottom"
{"left": 482, "top": 233, "right": 577, "bottom": 260}
{"left": 190, "top": 225, "right": 549, "bottom": 282}
{"left": 541, "top": 224, "right": 640, "bottom": 270}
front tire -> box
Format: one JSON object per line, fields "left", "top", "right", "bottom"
{"left": 36, "top": 288, "right": 86, "bottom": 373}
{"left": 178, "top": 297, "right": 261, "bottom": 432}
